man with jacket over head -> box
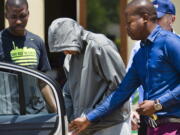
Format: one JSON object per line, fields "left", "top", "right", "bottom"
{"left": 48, "top": 18, "right": 131, "bottom": 135}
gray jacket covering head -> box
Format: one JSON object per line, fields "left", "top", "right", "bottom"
{"left": 48, "top": 18, "right": 130, "bottom": 134}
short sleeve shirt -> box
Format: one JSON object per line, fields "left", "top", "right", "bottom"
{"left": 0, "top": 29, "right": 51, "bottom": 72}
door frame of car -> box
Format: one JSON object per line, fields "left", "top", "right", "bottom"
{"left": 0, "top": 62, "right": 68, "bottom": 135}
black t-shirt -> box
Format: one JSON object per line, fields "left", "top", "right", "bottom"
{"left": 0, "top": 29, "right": 51, "bottom": 114}
{"left": 0, "top": 29, "right": 51, "bottom": 72}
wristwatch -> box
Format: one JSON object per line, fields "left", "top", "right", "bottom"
{"left": 154, "top": 99, "right": 162, "bottom": 111}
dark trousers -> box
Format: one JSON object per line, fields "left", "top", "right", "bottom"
{"left": 138, "top": 115, "right": 147, "bottom": 135}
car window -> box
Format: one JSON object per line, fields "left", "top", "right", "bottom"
{"left": 0, "top": 71, "right": 57, "bottom": 115}
{"left": 0, "top": 62, "right": 68, "bottom": 135}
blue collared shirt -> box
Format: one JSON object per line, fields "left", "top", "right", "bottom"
{"left": 87, "top": 25, "right": 180, "bottom": 121}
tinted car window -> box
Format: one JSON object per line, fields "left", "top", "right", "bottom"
{"left": 0, "top": 71, "right": 57, "bottom": 115}
{"left": 0, "top": 71, "right": 19, "bottom": 114}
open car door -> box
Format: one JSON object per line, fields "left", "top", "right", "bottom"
{"left": 0, "top": 62, "right": 68, "bottom": 135}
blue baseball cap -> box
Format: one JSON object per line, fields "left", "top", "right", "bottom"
{"left": 153, "top": 0, "right": 176, "bottom": 18}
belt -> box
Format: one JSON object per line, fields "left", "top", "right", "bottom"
{"left": 143, "top": 116, "right": 180, "bottom": 128}
{"left": 156, "top": 117, "right": 180, "bottom": 125}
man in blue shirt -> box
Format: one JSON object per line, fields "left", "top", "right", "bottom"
{"left": 69, "top": 0, "right": 180, "bottom": 135}
{"left": 129, "top": 0, "right": 177, "bottom": 133}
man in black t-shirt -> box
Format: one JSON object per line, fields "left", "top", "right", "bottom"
{"left": 0, "top": 29, "right": 50, "bottom": 71}
{"left": 0, "top": 0, "right": 50, "bottom": 71}
{"left": 0, "top": 0, "right": 53, "bottom": 114}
